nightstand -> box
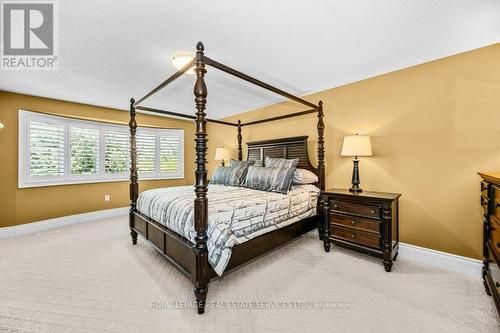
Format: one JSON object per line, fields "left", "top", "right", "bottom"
{"left": 321, "top": 189, "right": 401, "bottom": 272}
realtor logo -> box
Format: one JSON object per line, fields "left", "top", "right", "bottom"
{"left": 1, "top": 1, "right": 59, "bottom": 70}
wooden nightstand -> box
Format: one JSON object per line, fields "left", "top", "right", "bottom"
{"left": 320, "top": 189, "right": 401, "bottom": 271}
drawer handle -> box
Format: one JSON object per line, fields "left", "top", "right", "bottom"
{"left": 351, "top": 220, "right": 356, "bottom": 225}
{"left": 333, "top": 204, "right": 338, "bottom": 209}
{"left": 351, "top": 234, "right": 356, "bottom": 239}
{"left": 370, "top": 209, "right": 376, "bottom": 215}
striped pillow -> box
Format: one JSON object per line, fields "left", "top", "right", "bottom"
{"left": 210, "top": 166, "right": 240, "bottom": 186}
{"left": 244, "top": 166, "right": 296, "bottom": 194}
{"left": 229, "top": 159, "right": 255, "bottom": 168}
{"left": 265, "top": 157, "right": 299, "bottom": 168}
{"left": 229, "top": 159, "right": 255, "bottom": 185}
{"left": 211, "top": 160, "right": 255, "bottom": 186}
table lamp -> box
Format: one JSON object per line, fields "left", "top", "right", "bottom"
{"left": 215, "top": 147, "right": 230, "bottom": 166}
{"left": 341, "top": 134, "right": 372, "bottom": 192}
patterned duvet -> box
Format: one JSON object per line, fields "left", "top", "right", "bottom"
{"left": 136, "top": 184, "right": 320, "bottom": 275}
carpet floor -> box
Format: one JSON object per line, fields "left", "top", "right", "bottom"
{"left": 0, "top": 216, "right": 497, "bottom": 333}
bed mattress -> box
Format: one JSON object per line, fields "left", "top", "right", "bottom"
{"left": 136, "top": 184, "right": 320, "bottom": 275}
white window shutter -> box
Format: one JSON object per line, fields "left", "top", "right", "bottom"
{"left": 137, "top": 131, "right": 156, "bottom": 173}
{"left": 160, "top": 131, "right": 182, "bottom": 175}
{"left": 70, "top": 126, "right": 100, "bottom": 175}
{"left": 28, "top": 120, "right": 65, "bottom": 177}
{"left": 104, "top": 129, "right": 128, "bottom": 174}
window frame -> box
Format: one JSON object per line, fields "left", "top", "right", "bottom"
{"left": 18, "top": 110, "right": 184, "bottom": 188}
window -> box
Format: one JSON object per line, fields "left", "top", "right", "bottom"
{"left": 104, "top": 129, "right": 128, "bottom": 174}
{"left": 70, "top": 126, "right": 99, "bottom": 175}
{"left": 137, "top": 132, "right": 156, "bottom": 173}
{"left": 28, "top": 120, "right": 65, "bottom": 177}
{"left": 160, "top": 133, "right": 181, "bottom": 173}
{"left": 19, "top": 110, "right": 184, "bottom": 188}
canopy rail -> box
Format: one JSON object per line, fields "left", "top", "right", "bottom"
{"left": 242, "top": 108, "right": 317, "bottom": 126}
{"left": 203, "top": 56, "right": 318, "bottom": 110}
{"left": 136, "top": 105, "right": 320, "bottom": 127}
{"left": 135, "top": 105, "right": 238, "bottom": 126}
{"left": 133, "top": 58, "right": 195, "bottom": 107}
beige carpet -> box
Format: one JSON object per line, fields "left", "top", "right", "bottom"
{"left": 0, "top": 216, "right": 497, "bottom": 333}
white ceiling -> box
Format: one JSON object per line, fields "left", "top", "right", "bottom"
{"left": 1, "top": 0, "right": 500, "bottom": 119}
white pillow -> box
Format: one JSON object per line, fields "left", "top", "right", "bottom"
{"left": 292, "top": 168, "right": 318, "bottom": 184}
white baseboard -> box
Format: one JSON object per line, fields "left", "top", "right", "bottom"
{"left": 0, "top": 207, "right": 129, "bottom": 240}
{"left": 399, "top": 242, "right": 482, "bottom": 278}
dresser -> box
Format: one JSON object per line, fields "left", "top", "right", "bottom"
{"left": 478, "top": 172, "right": 500, "bottom": 316}
{"left": 320, "top": 189, "right": 401, "bottom": 271}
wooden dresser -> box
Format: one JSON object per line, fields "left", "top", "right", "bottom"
{"left": 478, "top": 172, "right": 500, "bottom": 316}
{"left": 320, "top": 189, "right": 401, "bottom": 271}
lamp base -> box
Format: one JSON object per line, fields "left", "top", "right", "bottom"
{"left": 349, "top": 158, "right": 363, "bottom": 193}
{"left": 349, "top": 186, "right": 363, "bottom": 193}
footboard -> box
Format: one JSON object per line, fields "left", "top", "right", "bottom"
{"left": 131, "top": 209, "right": 319, "bottom": 280}
{"left": 131, "top": 210, "right": 199, "bottom": 278}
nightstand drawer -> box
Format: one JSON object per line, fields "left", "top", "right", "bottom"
{"left": 330, "top": 200, "right": 380, "bottom": 219}
{"left": 330, "top": 213, "right": 380, "bottom": 234}
{"left": 330, "top": 226, "right": 380, "bottom": 249}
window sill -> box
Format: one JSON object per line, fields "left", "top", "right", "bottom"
{"left": 18, "top": 175, "right": 185, "bottom": 189}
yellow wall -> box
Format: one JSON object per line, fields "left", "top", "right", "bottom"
{"left": 208, "top": 44, "right": 500, "bottom": 259}
{"left": 0, "top": 92, "right": 195, "bottom": 228}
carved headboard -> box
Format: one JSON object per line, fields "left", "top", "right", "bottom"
{"left": 246, "top": 136, "right": 319, "bottom": 176}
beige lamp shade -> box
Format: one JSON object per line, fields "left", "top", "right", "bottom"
{"left": 341, "top": 135, "right": 372, "bottom": 157}
{"left": 215, "top": 147, "right": 230, "bottom": 161}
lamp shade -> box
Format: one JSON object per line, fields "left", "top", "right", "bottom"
{"left": 215, "top": 147, "right": 230, "bottom": 161}
{"left": 341, "top": 135, "right": 372, "bottom": 157}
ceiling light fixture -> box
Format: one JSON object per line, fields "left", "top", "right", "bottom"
{"left": 0, "top": 122, "right": 4, "bottom": 130}
{"left": 171, "top": 52, "right": 195, "bottom": 74}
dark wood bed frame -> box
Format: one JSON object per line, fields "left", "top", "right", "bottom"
{"left": 128, "top": 42, "right": 325, "bottom": 314}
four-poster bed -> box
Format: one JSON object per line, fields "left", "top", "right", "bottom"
{"left": 128, "top": 42, "right": 325, "bottom": 314}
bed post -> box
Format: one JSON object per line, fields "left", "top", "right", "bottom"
{"left": 193, "top": 41, "right": 210, "bottom": 315}
{"left": 317, "top": 101, "right": 325, "bottom": 191}
{"left": 129, "top": 98, "right": 138, "bottom": 245}
{"left": 237, "top": 120, "right": 243, "bottom": 160}
{"left": 317, "top": 101, "right": 326, "bottom": 240}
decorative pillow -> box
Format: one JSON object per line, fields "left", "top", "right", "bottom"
{"left": 229, "top": 159, "right": 255, "bottom": 185}
{"left": 244, "top": 166, "right": 296, "bottom": 194}
{"left": 229, "top": 159, "right": 255, "bottom": 168}
{"left": 292, "top": 168, "right": 319, "bottom": 185}
{"left": 265, "top": 157, "right": 299, "bottom": 169}
{"left": 210, "top": 166, "right": 240, "bottom": 186}
{"left": 211, "top": 160, "right": 255, "bottom": 186}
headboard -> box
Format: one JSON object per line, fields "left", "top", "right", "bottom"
{"left": 246, "top": 136, "right": 319, "bottom": 176}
